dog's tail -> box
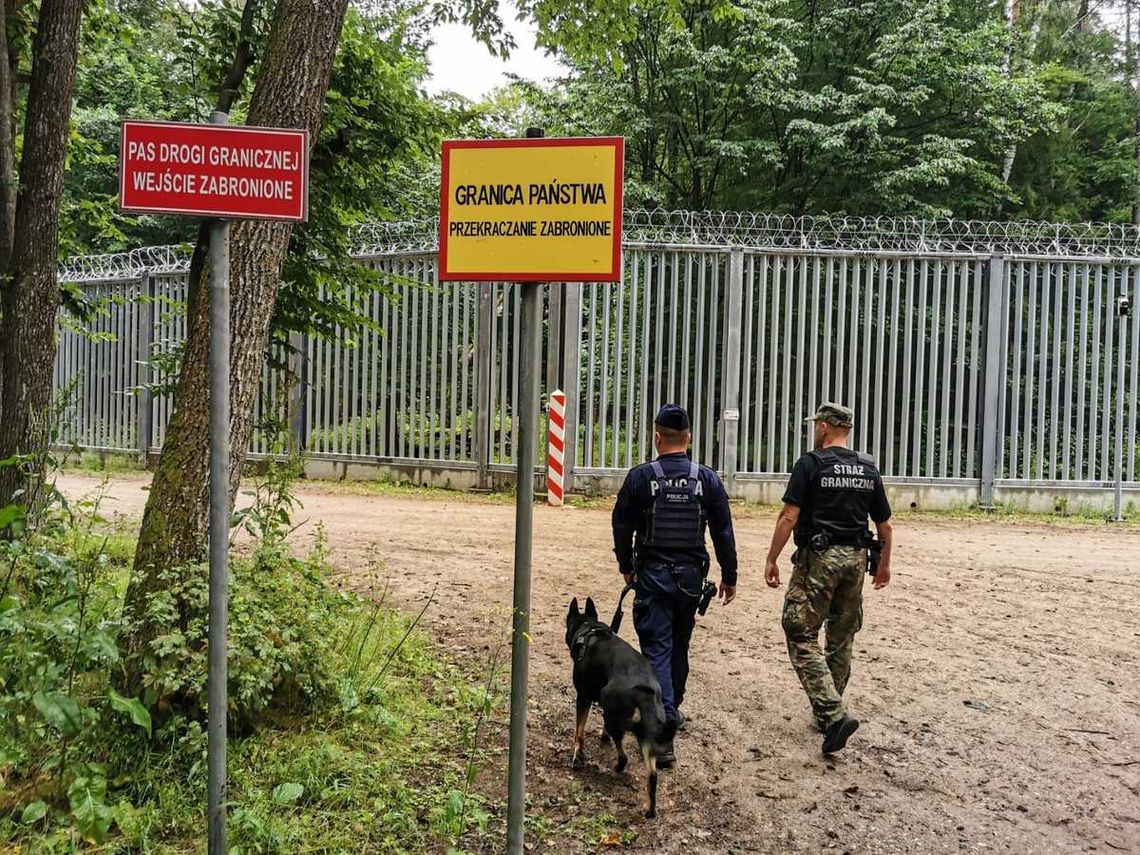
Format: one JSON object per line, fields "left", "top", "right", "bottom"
{"left": 632, "top": 686, "right": 677, "bottom": 751}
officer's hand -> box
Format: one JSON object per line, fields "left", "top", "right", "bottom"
{"left": 718, "top": 582, "right": 736, "bottom": 605}
{"left": 623, "top": 573, "right": 634, "bottom": 587}
{"left": 765, "top": 559, "right": 781, "bottom": 588}
{"left": 873, "top": 561, "right": 891, "bottom": 590}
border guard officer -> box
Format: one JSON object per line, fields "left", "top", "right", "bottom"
{"left": 764, "top": 402, "right": 894, "bottom": 754}
{"left": 612, "top": 404, "right": 738, "bottom": 766}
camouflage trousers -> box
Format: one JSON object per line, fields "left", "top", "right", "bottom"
{"left": 781, "top": 545, "right": 866, "bottom": 728}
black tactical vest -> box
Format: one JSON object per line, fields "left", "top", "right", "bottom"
{"left": 644, "top": 460, "right": 705, "bottom": 551}
{"left": 797, "top": 447, "right": 880, "bottom": 546}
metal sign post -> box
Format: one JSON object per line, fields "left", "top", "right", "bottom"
{"left": 206, "top": 110, "right": 231, "bottom": 855}
{"left": 1114, "top": 294, "right": 1132, "bottom": 522}
{"left": 437, "top": 127, "right": 624, "bottom": 853}
{"left": 506, "top": 279, "right": 541, "bottom": 854}
{"left": 505, "top": 126, "right": 544, "bottom": 855}
{"left": 119, "top": 113, "right": 310, "bottom": 855}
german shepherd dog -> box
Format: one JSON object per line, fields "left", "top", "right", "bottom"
{"left": 565, "top": 597, "right": 677, "bottom": 818}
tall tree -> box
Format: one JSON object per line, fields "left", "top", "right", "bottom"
{"left": 120, "top": 0, "right": 351, "bottom": 690}
{"left": 0, "top": 0, "right": 88, "bottom": 508}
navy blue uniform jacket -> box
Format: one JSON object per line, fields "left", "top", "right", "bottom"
{"left": 611, "top": 451, "right": 739, "bottom": 585}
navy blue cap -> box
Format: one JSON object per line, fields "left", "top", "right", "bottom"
{"left": 654, "top": 404, "right": 690, "bottom": 431}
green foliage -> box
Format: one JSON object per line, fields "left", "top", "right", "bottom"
{"left": 1, "top": 486, "right": 505, "bottom": 851}
{"left": 513, "top": 0, "right": 1136, "bottom": 220}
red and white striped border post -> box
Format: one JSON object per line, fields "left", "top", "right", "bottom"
{"left": 547, "top": 390, "right": 566, "bottom": 506}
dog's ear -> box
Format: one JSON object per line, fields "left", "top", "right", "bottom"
{"left": 584, "top": 597, "right": 598, "bottom": 620}
{"left": 568, "top": 597, "right": 580, "bottom": 619}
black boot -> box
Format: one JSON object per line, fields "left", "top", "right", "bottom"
{"left": 822, "top": 714, "right": 859, "bottom": 754}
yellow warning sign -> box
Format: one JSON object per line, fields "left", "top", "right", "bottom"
{"left": 439, "top": 137, "right": 624, "bottom": 282}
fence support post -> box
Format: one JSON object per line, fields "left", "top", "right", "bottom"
{"left": 136, "top": 270, "right": 154, "bottom": 466}
{"left": 474, "top": 282, "right": 494, "bottom": 488}
{"left": 288, "top": 331, "right": 307, "bottom": 453}
{"left": 561, "top": 283, "right": 583, "bottom": 494}
{"left": 720, "top": 250, "right": 745, "bottom": 491}
{"left": 980, "top": 254, "right": 1005, "bottom": 508}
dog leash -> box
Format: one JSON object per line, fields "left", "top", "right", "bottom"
{"left": 610, "top": 584, "right": 633, "bottom": 633}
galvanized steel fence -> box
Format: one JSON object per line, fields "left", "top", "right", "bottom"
{"left": 54, "top": 210, "right": 1140, "bottom": 501}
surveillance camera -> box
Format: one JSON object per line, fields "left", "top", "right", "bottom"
{"left": 1119, "top": 295, "right": 1133, "bottom": 317}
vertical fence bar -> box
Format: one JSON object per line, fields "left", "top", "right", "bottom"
{"left": 475, "top": 283, "right": 493, "bottom": 481}
{"left": 980, "top": 255, "right": 1004, "bottom": 506}
{"left": 886, "top": 260, "right": 901, "bottom": 475}
{"left": 600, "top": 283, "right": 612, "bottom": 467}
{"left": 1059, "top": 264, "right": 1073, "bottom": 477}
{"left": 584, "top": 284, "right": 597, "bottom": 467}
{"left": 808, "top": 255, "right": 821, "bottom": 453}
{"left": 626, "top": 254, "right": 638, "bottom": 469}
{"left": 1089, "top": 266, "right": 1103, "bottom": 479}
{"left": 563, "top": 282, "right": 583, "bottom": 487}
{"left": 1023, "top": 264, "right": 1037, "bottom": 478}
{"left": 692, "top": 257, "right": 706, "bottom": 457}
{"left": 1102, "top": 269, "right": 1116, "bottom": 482}
{"left": 968, "top": 260, "right": 984, "bottom": 478}
{"left": 668, "top": 253, "right": 679, "bottom": 403}
{"left": 927, "top": 260, "right": 942, "bottom": 477}
{"left": 912, "top": 260, "right": 928, "bottom": 476}
{"left": 136, "top": 271, "right": 154, "bottom": 463}
{"left": 874, "top": 259, "right": 887, "bottom": 465}
{"left": 613, "top": 265, "right": 626, "bottom": 469}
{"left": 741, "top": 254, "right": 755, "bottom": 472}
{"left": 1036, "top": 261, "right": 1050, "bottom": 480}
{"left": 764, "top": 256, "right": 776, "bottom": 472}
{"left": 954, "top": 263, "right": 967, "bottom": 478}
{"left": 721, "top": 250, "right": 744, "bottom": 484}
{"left": 847, "top": 258, "right": 859, "bottom": 419}
{"left": 706, "top": 259, "right": 721, "bottom": 465}
{"left": 1049, "top": 263, "right": 1062, "bottom": 480}
{"left": 939, "top": 261, "right": 954, "bottom": 479}
{"left": 1114, "top": 280, "right": 1127, "bottom": 519}
{"left": 860, "top": 259, "right": 873, "bottom": 456}
{"left": 1129, "top": 265, "right": 1139, "bottom": 482}
{"left": 1076, "top": 265, "right": 1089, "bottom": 479}
{"left": 836, "top": 257, "right": 847, "bottom": 404}
{"left": 781, "top": 256, "right": 794, "bottom": 469}
{"left": 1008, "top": 264, "right": 1023, "bottom": 479}
{"left": 795, "top": 256, "right": 808, "bottom": 461}
{"left": 899, "top": 260, "right": 914, "bottom": 476}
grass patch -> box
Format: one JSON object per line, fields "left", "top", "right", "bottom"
{"left": 301, "top": 475, "right": 517, "bottom": 506}
{"left": 57, "top": 451, "right": 146, "bottom": 476}
{"left": 1, "top": 494, "right": 506, "bottom": 854}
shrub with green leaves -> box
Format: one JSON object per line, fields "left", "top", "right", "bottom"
{"left": 130, "top": 541, "right": 353, "bottom": 727}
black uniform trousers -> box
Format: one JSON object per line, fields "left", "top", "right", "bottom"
{"left": 632, "top": 563, "right": 702, "bottom": 720}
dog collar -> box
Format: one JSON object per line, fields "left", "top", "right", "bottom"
{"left": 571, "top": 624, "right": 611, "bottom": 664}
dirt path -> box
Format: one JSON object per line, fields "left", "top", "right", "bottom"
{"left": 64, "top": 474, "right": 1140, "bottom": 854}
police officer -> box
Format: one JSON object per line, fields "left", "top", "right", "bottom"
{"left": 612, "top": 404, "right": 738, "bottom": 766}
{"left": 764, "top": 402, "right": 893, "bottom": 755}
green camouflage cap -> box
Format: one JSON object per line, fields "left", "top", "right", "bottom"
{"left": 805, "top": 402, "right": 854, "bottom": 428}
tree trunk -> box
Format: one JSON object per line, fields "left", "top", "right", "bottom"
{"left": 121, "top": 0, "right": 349, "bottom": 694}
{"left": 998, "top": 0, "right": 1019, "bottom": 185}
{"left": 0, "top": 0, "right": 86, "bottom": 507}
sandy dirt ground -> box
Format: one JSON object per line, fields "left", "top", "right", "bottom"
{"left": 60, "top": 473, "right": 1140, "bottom": 855}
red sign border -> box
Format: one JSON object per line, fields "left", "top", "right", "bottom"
{"left": 439, "top": 136, "right": 625, "bottom": 283}
{"left": 119, "top": 119, "right": 311, "bottom": 222}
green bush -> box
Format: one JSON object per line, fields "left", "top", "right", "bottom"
{"left": 130, "top": 540, "right": 351, "bottom": 728}
{"left": 1, "top": 473, "right": 503, "bottom": 851}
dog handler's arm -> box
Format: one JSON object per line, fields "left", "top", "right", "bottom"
{"left": 765, "top": 504, "right": 799, "bottom": 588}
{"left": 873, "top": 518, "right": 893, "bottom": 590}
{"left": 870, "top": 471, "right": 893, "bottom": 591}
{"left": 705, "top": 469, "right": 738, "bottom": 605}
{"left": 612, "top": 471, "right": 639, "bottom": 586}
